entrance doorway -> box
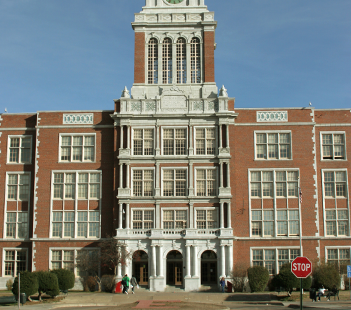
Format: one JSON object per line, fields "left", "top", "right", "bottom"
{"left": 166, "top": 250, "right": 183, "bottom": 286}
{"left": 201, "top": 250, "right": 217, "bottom": 285}
{"left": 132, "top": 250, "right": 148, "bottom": 285}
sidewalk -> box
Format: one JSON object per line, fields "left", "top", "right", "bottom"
{"left": 1, "top": 291, "right": 351, "bottom": 310}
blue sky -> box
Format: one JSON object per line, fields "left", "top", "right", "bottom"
{"left": 0, "top": 0, "right": 350, "bottom": 113}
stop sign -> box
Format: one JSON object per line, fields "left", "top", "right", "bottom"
{"left": 291, "top": 257, "right": 312, "bottom": 278}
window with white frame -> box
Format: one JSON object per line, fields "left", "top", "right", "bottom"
{"left": 132, "top": 209, "right": 154, "bottom": 229}
{"left": 6, "top": 212, "right": 28, "bottom": 239}
{"left": 196, "top": 209, "right": 217, "bottom": 229}
{"left": 8, "top": 136, "right": 32, "bottom": 164}
{"left": 255, "top": 132, "right": 291, "bottom": 160}
{"left": 133, "top": 170, "right": 154, "bottom": 197}
{"left": 4, "top": 249, "right": 27, "bottom": 276}
{"left": 148, "top": 38, "right": 158, "bottom": 84}
{"left": 163, "top": 169, "right": 187, "bottom": 197}
{"left": 53, "top": 172, "right": 101, "bottom": 200}
{"left": 196, "top": 169, "right": 216, "bottom": 196}
{"left": 133, "top": 129, "right": 154, "bottom": 156}
{"left": 52, "top": 210, "right": 100, "bottom": 238}
{"left": 163, "top": 128, "right": 187, "bottom": 156}
{"left": 195, "top": 128, "right": 216, "bottom": 155}
{"left": 162, "top": 38, "right": 172, "bottom": 84}
{"left": 191, "top": 37, "right": 201, "bottom": 83}
{"left": 251, "top": 209, "right": 299, "bottom": 237}
{"left": 327, "top": 248, "right": 350, "bottom": 273}
{"left": 250, "top": 170, "right": 298, "bottom": 198}
{"left": 252, "top": 249, "right": 299, "bottom": 275}
{"left": 176, "top": 38, "right": 187, "bottom": 84}
{"left": 60, "top": 135, "right": 95, "bottom": 162}
{"left": 163, "top": 210, "right": 187, "bottom": 229}
{"left": 323, "top": 171, "right": 347, "bottom": 198}
{"left": 7, "top": 173, "right": 30, "bottom": 201}
{"left": 325, "top": 210, "right": 349, "bottom": 236}
{"left": 322, "top": 133, "right": 346, "bottom": 160}
{"left": 51, "top": 249, "right": 99, "bottom": 276}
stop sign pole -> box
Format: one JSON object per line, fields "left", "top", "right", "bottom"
{"left": 292, "top": 257, "right": 312, "bottom": 310}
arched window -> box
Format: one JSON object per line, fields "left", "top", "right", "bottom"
{"left": 191, "top": 37, "right": 201, "bottom": 83}
{"left": 176, "top": 38, "right": 187, "bottom": 84}
{"left": 162, "top": 38, "right": 173, "bottom": 84}
{"left": 148, "top": 38, "right": 158, "bottom": 84}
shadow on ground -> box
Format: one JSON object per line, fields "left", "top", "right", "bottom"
{"left": 225, "top": 293, "right": 277, "bottom": 302}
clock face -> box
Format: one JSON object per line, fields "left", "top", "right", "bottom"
{"left": 165, "top": 0, "right": 184, "bottom": 4}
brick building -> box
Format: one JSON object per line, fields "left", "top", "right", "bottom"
{"left": 0, "top": 0, "right": 350, "bottom": 291}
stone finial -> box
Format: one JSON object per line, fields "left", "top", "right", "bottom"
{"left": 121, "top": 86, "right": 130, "bottom": 98}
{"left": 219, "top": 85, "right": 228, "bottom": 97}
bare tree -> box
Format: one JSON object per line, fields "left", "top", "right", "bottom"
{"left": 99, "top": 236, "right": 131, "bottom": 278}
{"left": 75, "top": 250, "right": 100, "bottom": 292}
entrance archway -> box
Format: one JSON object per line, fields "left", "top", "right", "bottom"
{"left": 201, "top": 250, "right": 217, "bottom": 285}
{"left": 166, "top": 250, "right": 183, "bottom": 286}
{"left": 132, "top": 250, "right": 149, "bottom": 285}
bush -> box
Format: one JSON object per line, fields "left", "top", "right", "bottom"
{"left": 51, "top": 269, "right": 75, "bottom": 291}
{"left": 6, "top": 279, "right": 13, "bottom": 291}
{"left": 296, "top": 276, "right": 312, "bottom": 290}
{"left": 231, "top": 264, "right": 248, "bottom": 292}
{"left": 247, "top": 266, "right": 270, "bottom": 292}
{"left": 313, "top": 264, "right": 340, "bottom": 290}
{"left": 86, "top": 276, "right": 97, "bottom": 292}
{"left": 101, "top": 275, "right": 115, "bottom": 292}
{"left": 12, "top": 271, "right": 39, "bottom": 299}
{"left": 35, "top": 271, "right": 60, "bottom": 299}
{"left": 272, "top": 264, "right": 298, "bottom": 294}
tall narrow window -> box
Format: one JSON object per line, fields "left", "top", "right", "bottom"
{"left": 8, "top": 136, "right": 32, "bottom": 164}
{"left": 191, "top": 38, "right": 201, "bottom": 83}
{"left": 162, "top": 38, "right": 172, "bottom": 84}
{"left": 4, "top": 250, "right": 27, "bottom": 276}
{"left": 148, "top": 38, "right": 158, "bottom": 84}
{"left": 322, "top": 133, "right": 346, "bottom": 160}
{"left": 176, "top": 38, "right": 186, "bottom": 84}
{"left": 133, "top": 129, "right": 154, "bottom": 156}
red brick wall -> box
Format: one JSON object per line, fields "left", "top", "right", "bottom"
{"left": 134, "top": 32, "right": 146, "bottom": 84}
{"left": 204, "top": 31, "right": 215, "bottom": 83}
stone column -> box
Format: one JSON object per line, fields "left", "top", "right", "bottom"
{"left": 228, "top": 245, "right": 233, "bottom": 277}
{"left": 219, "top": 125, "right": 222, "bottom": 148}
{"left": 152, "top": 246, "right": 157, "bottom": 277}
{"left": 156, "top": 203, "right": 160, "bottom": 229}
{"left": 155, "top": 163, "right": 160, "bottom": 196}
{"left": 126, "top": 164, "right": 130, "bottom": 189}
{"left": 158, "top": 246, "right": 164, "bottom": 277}
{"left": 126, "top": 203, "right": 130, "bottom": 229}
{"left": 193, "top": 246, "right": 198, "bottom": 277}
{"left": 227, "top": 202, "right": 232, "bottom": 228}
{"left": 189, "top": 162, "right": 194, "bottom": 196}
{"left": 156, "top": 125, "right": 160, "bottom": 156}
{"left": 120, "top": 126, "right": 124, "bottom": 149}
{"left": 189, "top": 202, "right": 194, "bottom": 229}
{"left": 220, "top": 246, "right": 226, "bottom": 277}
{"left": 127, "top": 126, "right": 131, "bottom": 149}
{"left": 117, "top": 263, "right": 122, "bottom": 278}
{"left": 226, "top": 124, "right": 229, "bottom": 148}
{"left": 119, "top": 203, "right": 123, "bottom": 229}
{"left": 189, "top": 125, "right": 194, "bottom": 155}
{"left": 219, "top": 163, "right": 223, "bottom": 188}
{"left": 220, "top": 202, "right": 224, "bottom": 229}
{"left": 119, "top": 164, "right": 123, "bottom": 188}
{"left": 158, "top": 43, "right": 162, "bottom": 85}
{"left": 226, "top": 162, "right": 230, "bottom": 188}
{"left": 186, "top": 245, "right": 191, "bottom": 277}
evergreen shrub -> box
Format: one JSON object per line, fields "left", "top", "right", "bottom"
{"left": 35, "top": 271, "right": 60, "bottom": 298}
{"left": 247, "top": 266, "right": 270, "bottom": 292}
{"left": 12, "top": 271, "right": 39, "bottom": 298}
{"left": 313, "top": 264, "right": 340, "bottom": 290}
{"left": 51, "top": 269, "right": 75, "bottom": 291}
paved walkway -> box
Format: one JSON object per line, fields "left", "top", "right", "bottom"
{"left": 1, "top": 291, "right": 351, "bottom": 310}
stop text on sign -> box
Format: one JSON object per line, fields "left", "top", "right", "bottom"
{"left": 291, "top": 257, "right": 312, "bottom": 278}
{"left": 292, "top": 262, "right": 311, "bottom": 272}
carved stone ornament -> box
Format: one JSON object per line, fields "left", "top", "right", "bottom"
{"left": 173, "top": 14, "right": 186, "bottom": 21}
{"left": 147, "top": 15, "right": 158, "bottom": 22}
{"left": 204, "top": 13, "right": 214, "bottom": 21}
{"left": 135, "top": 14, "right": 144, "bottom": 22}
{"left": 219, "top": 85, "right": 228, "bottom": 97}
{"left": 121, "top": 86, "right": 130, "bottom": 98}
{"left": 63, "top": 114, "right": 93, "bottom": 125}
{"left": 188, "top": 14, "right": 202, "bottom": 21}
{"left": 257, "top": 111, "right": 288, "bottom": 122}
{"left": 160, "top": 14, "right": 172, "bottom": 22}
{"left": 160, "top": 86, "right": 187, "bottom": 112}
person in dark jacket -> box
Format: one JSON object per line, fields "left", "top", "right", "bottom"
{"left": 220, "top": 277, "right": 226, "bottom": 293}
{"left": 122, "top": 274, "right": 130, "bottom": 294}
{"left": 130, "top": 275, "right": 138, "bottom": 294}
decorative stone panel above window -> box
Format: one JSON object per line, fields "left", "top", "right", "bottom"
{"left": 63, "top": 114, "right": 94, "bottom": 125}
{"left": 257, "top": 111, "right": 288, "bottom": 123}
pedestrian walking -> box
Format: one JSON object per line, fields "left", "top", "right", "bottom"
{"left": 122, "top": 274, "right": 130, "bottom": 294}
{"left": 220, "top": 277, "right": 226, "bottom": 293}
{"left": 130, "top": 275, "right": 138, "bottom": 294}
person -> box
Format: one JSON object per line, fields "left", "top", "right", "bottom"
{"left": 317, "top": 285, "right": 326, "bottom": 301}
{"left": 327, "top": 285, "right": 339, "bottom": 301}
{"left": 130, "top": 275, "right": 138, "bottom": 294}
{"left": 122, "top": 274, "right": 130, "bottom": 294}
{"left": 220, "top": 277, "right": 226, "bottom": 293}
